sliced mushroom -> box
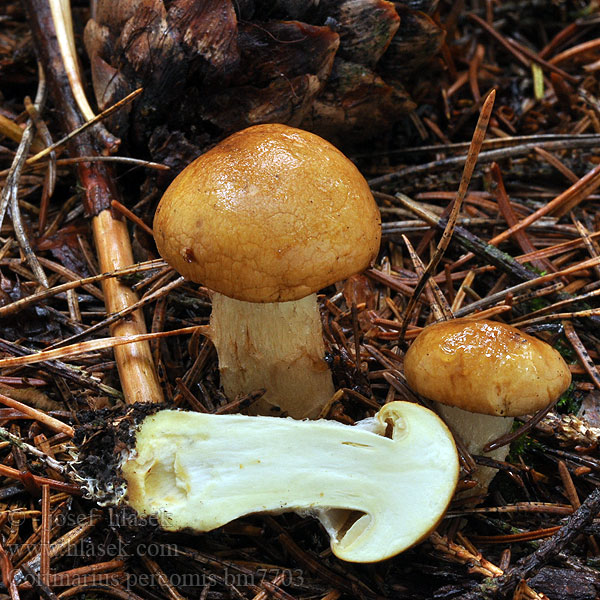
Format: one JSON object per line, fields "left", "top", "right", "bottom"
{"left": 121, "top": 401, "right": 458, "bottom": 563}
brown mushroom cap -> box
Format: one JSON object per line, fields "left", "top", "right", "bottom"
{"left": 153, "top": 124, "right": 381, "bottom": 303}
{"left": 404, "top": 319, "right": 571, "bottom": 417}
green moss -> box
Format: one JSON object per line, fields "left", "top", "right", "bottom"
{"left": 556, "top": 383, "right": 581, "bottom": 414}
{"left": 508, "top": 433, "right": 528, "bottom": 459}
{"left": 554, "top": 339, "right": 576, "bottom": 363}
{"left": 523, "top": 263, "right": 547, "bottom": 276}
{"left": 508, "top": 432, "right": 543, "bottom": 461}
{"left": 527, "top": 298, "right": 549, "bottom": 312}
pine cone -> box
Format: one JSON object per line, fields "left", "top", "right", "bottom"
{"left": 84, "top": 0, "right": 444, "bottom": 164}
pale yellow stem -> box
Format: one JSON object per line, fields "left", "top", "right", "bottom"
{"left": 436, "top": 404, "right": 513, "bottom": 498}
{"left": 211, "top": 293, "right": 334, "bottom": 418}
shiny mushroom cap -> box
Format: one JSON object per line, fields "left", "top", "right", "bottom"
{"left": 404, "top": 319, "right": 572, "bottom": 417}
{"left": 153, "top": 123, "right": 381, "bottom": 303}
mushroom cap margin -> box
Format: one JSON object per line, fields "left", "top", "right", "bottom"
{"left": 153, "top": 123, "right": 381, "bottom": 303}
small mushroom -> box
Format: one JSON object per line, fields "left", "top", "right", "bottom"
{"left": 403, "top": 319, "right": 571, "bottom": 495}
{"left": 120, "top": 401, "right": 459, "bottom": 563}
{"left": 153, "top": 123, "right": 381, "bottom": 418}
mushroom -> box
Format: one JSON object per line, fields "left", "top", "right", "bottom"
{"left": 403, "top": 318, "right": 571, "bottom": 495}
{"left": 120, "top": 401, "right": 459, "bottom": 563}
{"left": 153, "top": 123, "right": 380, "bottom": 418}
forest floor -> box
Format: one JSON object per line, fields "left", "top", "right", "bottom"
{"left": 1, "top": 1, "right": 600, "bottom": 599}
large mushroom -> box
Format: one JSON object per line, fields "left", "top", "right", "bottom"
{"left": 153, "top": 123, "right": 381, "bottom": 418}
{"left": 403, "top": 318, "right": 571, "bottom": 495}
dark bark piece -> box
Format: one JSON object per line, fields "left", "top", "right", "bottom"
{"left": 318, "top": 0, "right": 400, "bottom": 67}
{"left": 83, "top": 18, "right": 113, "bottom": 66}
{"left": 167, "top": 0, "right": 239, "bottom": 82}
{"left": 235, "top": 20, "right": 339, "bottom": 87}
{"left": 199, "top": 74, "right": 322, "bottom": 133}
{"left": 95, "top": 0, "right": 148, "bottom": 34}
{"left": 301, "top": 59, "right": 416, "bottom": 144}
{"left": 36, "top": 227, "right": 92, "bottom": 278}
{"left": 342, "top": 274, "right": 378, "bottom": 331}
{"left": 528, "top": 567, "right": 600, "bottom": 600}
{"left": 89, "top": 55, "right": 132, "bottom": 135}
{"left": 114, "top": 0, "right": 187, "bottom": 142}
{"left": 380, "top": 6, "right": 445, "bottom": 79}
{"left": 578, "top": 391, "right": 600, "bottom": 428}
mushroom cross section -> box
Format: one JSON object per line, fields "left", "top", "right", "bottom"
{"left": 153, "top": 123, "right": 381, "bottom": 418}
{"left": 121, "top": 401, "right": 459, "bottom": 563}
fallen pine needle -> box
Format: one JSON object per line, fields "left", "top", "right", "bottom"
{"left": 25, "top": 88, "right": 143, "bottom": 164}
{"left": 399, "top": 89, "right": 496, "bottom": 341}
{"left": 0, "top": 393, "right": 74, "bottom": 436}
{"left": 0, "top": 463, "right": 81, "bottom": 494}
{"left": 0, "top": 325, "right": 210, "bottom": 369}
{"left": 0, "top": 259, "right": 167, "bottom": 318}
{"left": 469, "top": 526, "right": 562, "bottom": 544}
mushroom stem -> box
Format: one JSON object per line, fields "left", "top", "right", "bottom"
{"left": 210, "top": 292, "right": 334, "bottom": 418}
{"left": 435, "top": 404, "right": 514, "bottom": 496}
{"left": 120, "top": 401, "right": 459, "bottom": 563}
